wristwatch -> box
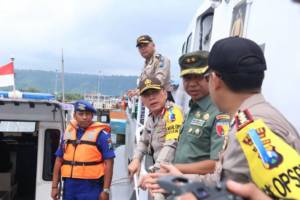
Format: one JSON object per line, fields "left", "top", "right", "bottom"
{"left": 103, "top": 188, "right": 111, "bottom": 195}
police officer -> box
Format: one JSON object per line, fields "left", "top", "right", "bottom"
{"left": 128, "top": 76, "right": 183, "bottom": 176}
{"left": 208, "top": 37, "right": 300, "bottom": 199}
{"left": 127, "top": 35, "right": 174, "bottom": 101}
{"left": 173, "top": 50, "right": 228, "bottom": 174}
{"left": 140, "top": 41, "right": 300, "bottom": 199}
{"left": 139, "top": 51, "right": 228, "bottom": 196}
{"left": 51, "top": 100, "right": 115, "bottom": 200}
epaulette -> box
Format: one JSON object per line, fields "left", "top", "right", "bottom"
{"left": 155, "top": 54, "right": 165, "bottom": 68}
{"left": 234, "top": 109, "right": 254, "bottom": 131}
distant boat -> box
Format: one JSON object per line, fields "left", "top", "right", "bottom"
{"left": 110, "top": 109, "right": 127, "bottom": 146}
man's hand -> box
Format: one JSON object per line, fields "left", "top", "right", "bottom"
{"left": 128, "top": 158, "right": 141, "bottom": 178}
{"left": 99, "top": 192, "right": 109, "bottom": 200}
{"left": 51, "top": 187, "right": 60, "bottom": 200}
{"left": 139, "top": 172, "right": 167, "bottom": 194}
{"left": 127, "top": 89, "right": 139, "bottom": 98}
{"left": 159, "top": 163, "right": 183, "bottom": 175}
{"left": 226, "top": 180, "right": 271, "bottom": 200}
{"left": 176, "top": 193, "right": 197, "bottom": 200}
{"left": 139, "top": 163, "right": 183, "bottom": 195}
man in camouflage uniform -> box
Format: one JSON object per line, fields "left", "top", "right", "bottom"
{"left": 127, "top": 35, "right": 173, "bottom": 101}
{"left": 128, "top": 76, "right": 183, "bottom": 176}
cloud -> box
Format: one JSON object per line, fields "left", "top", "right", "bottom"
{"left": 0, "top": 0, "right": 201, "bottom": 77}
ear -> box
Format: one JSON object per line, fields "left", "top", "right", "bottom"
{"left": 210, "top": 72, "right": 222, "bottom": 90}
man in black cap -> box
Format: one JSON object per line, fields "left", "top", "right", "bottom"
{"left": 207, "top": 37, "right": 300, "bottom": 199}
{"left": 140, "top": 38, "right": 300, "bottom": 199}
{"left": 51, "top": 100, "right": 115, "bottom": 200}
{"left": 127, "top": 35, "right": 174, "bottom": 101}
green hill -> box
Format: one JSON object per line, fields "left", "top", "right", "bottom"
{"left": 12, "top": 69, "right": 137, "bottom": 96}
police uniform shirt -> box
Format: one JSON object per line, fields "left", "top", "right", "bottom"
{"left": 222, "top": 94, "right": 300, "bottom": 182}
{"left": 174, "top": 95, "right": 226, "bottom": 164}
{"left": 133, "top": 101, "right": 183, "bottom": 168}
{"left": 139, "top": 52, "right": 171, "bottom": 91}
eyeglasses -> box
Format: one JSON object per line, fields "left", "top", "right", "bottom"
{"left": 203, "top": 71, "right": 222, "bottom": 81}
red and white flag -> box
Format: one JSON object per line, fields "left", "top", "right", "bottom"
{"left": 0, "top": 62, "right": 15, "bottom": 87}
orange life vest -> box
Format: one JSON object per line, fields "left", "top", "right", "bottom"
{"left": 61, "top": 120, "right": 110, "bottom": 179}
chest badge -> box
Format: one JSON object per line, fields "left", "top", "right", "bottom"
{"left": 203, "top": 113, "right": 210, "bottom": 120}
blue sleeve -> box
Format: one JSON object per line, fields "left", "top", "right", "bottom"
{"left": 97, "top": 130, "right": 115, "bottom": 160}
{"left": 55, "top": 135, "right": 64, "bottom": 158}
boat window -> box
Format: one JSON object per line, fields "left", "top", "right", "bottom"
{"left": 186, "top": 33, "right": 193, "bottom": 53}
{"left": 0, "top": 121, "right": 36, "bottom": 132}
{"left": 43, "top": 129, "right": 60, "bottom": 181}
{"left": 197, "top": 12, "right": 214, "bottom": 51}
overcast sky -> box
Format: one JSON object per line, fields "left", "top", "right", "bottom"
{"left": 0, "top": 0, "right": 201, "bottom": 79}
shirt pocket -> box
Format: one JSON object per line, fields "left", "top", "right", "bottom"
{"left": 186, "top": 124, "right": 204, "bottom": 139}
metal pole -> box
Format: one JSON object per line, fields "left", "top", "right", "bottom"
{"left": 61, "top": 48, "right": 65, "bottom": 102}
{"left": 54, "top": 69, "right": 58, "bottom": 98}
{"left": 10, "top": 57, "right": 16, "bottom": 92}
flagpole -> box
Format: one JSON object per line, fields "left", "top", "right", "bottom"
{"left": 61, "top": 48, "right": 65, "bottom": 103}
{"left": 10, "top": 57, "right": 16, "bottom": 92}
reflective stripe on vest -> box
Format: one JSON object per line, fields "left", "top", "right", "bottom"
{"left": 61, "top": 121, "right": 110, "bottom": 179}
{"left": 236, "top": 119, "right": 300, "bottom": 199}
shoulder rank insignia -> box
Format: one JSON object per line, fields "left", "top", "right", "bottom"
{"left": 235, "top": 109, "right": 254, "bottom": 131}
{"left": 156, "top": 54, "right": 165, "bottom": 68}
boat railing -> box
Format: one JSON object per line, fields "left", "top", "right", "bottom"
{"left": 126, "top": 95, "right": 150, "bottom": 200}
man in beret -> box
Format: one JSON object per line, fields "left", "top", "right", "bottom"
{"left": 127, "top": 35, "right": 174, "bottom": 101}
{"left": 51, "top": 100, "right": 115, "bottom": 200}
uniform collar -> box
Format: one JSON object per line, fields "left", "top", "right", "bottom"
{"left": 238, "top": 93, "right": 265, "bottom": 111}
{"left": 230, "top": 93, "right": 265, "bottom": 128}
{"left": 149, "top": 100, "right": 172, "bottom": 118}
{"left": 189, "top": 95, "right": 211, "bottom": 111}
{"left": 145, "top": 52, "right": 156, "bottom": 65}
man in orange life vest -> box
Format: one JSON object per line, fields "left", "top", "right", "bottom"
{"left": 51, "top": 100, "right": 115, "bottom": 200}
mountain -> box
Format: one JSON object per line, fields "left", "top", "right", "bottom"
{"left": 13, "top": 69, "right": 138, "bottom": 96}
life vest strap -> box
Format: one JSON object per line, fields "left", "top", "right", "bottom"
{"left": 63, "top": 160, "right": 103, "bottom": 166}
{"left": 65, "top": 139, "right": 97, "bottom": 146}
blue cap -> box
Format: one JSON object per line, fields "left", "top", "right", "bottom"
{"left": 74, "top": 100, "right": 96, "bottom": 113}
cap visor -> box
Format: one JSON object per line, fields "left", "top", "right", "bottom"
{"left": 136, "top": 41, "right": 151, "bottom": 47}
{"left": 180, "top": 66, "right": 209, "bottom": 77}
{"left": 140, "top": 86, "right": 161, "bottom": 95}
